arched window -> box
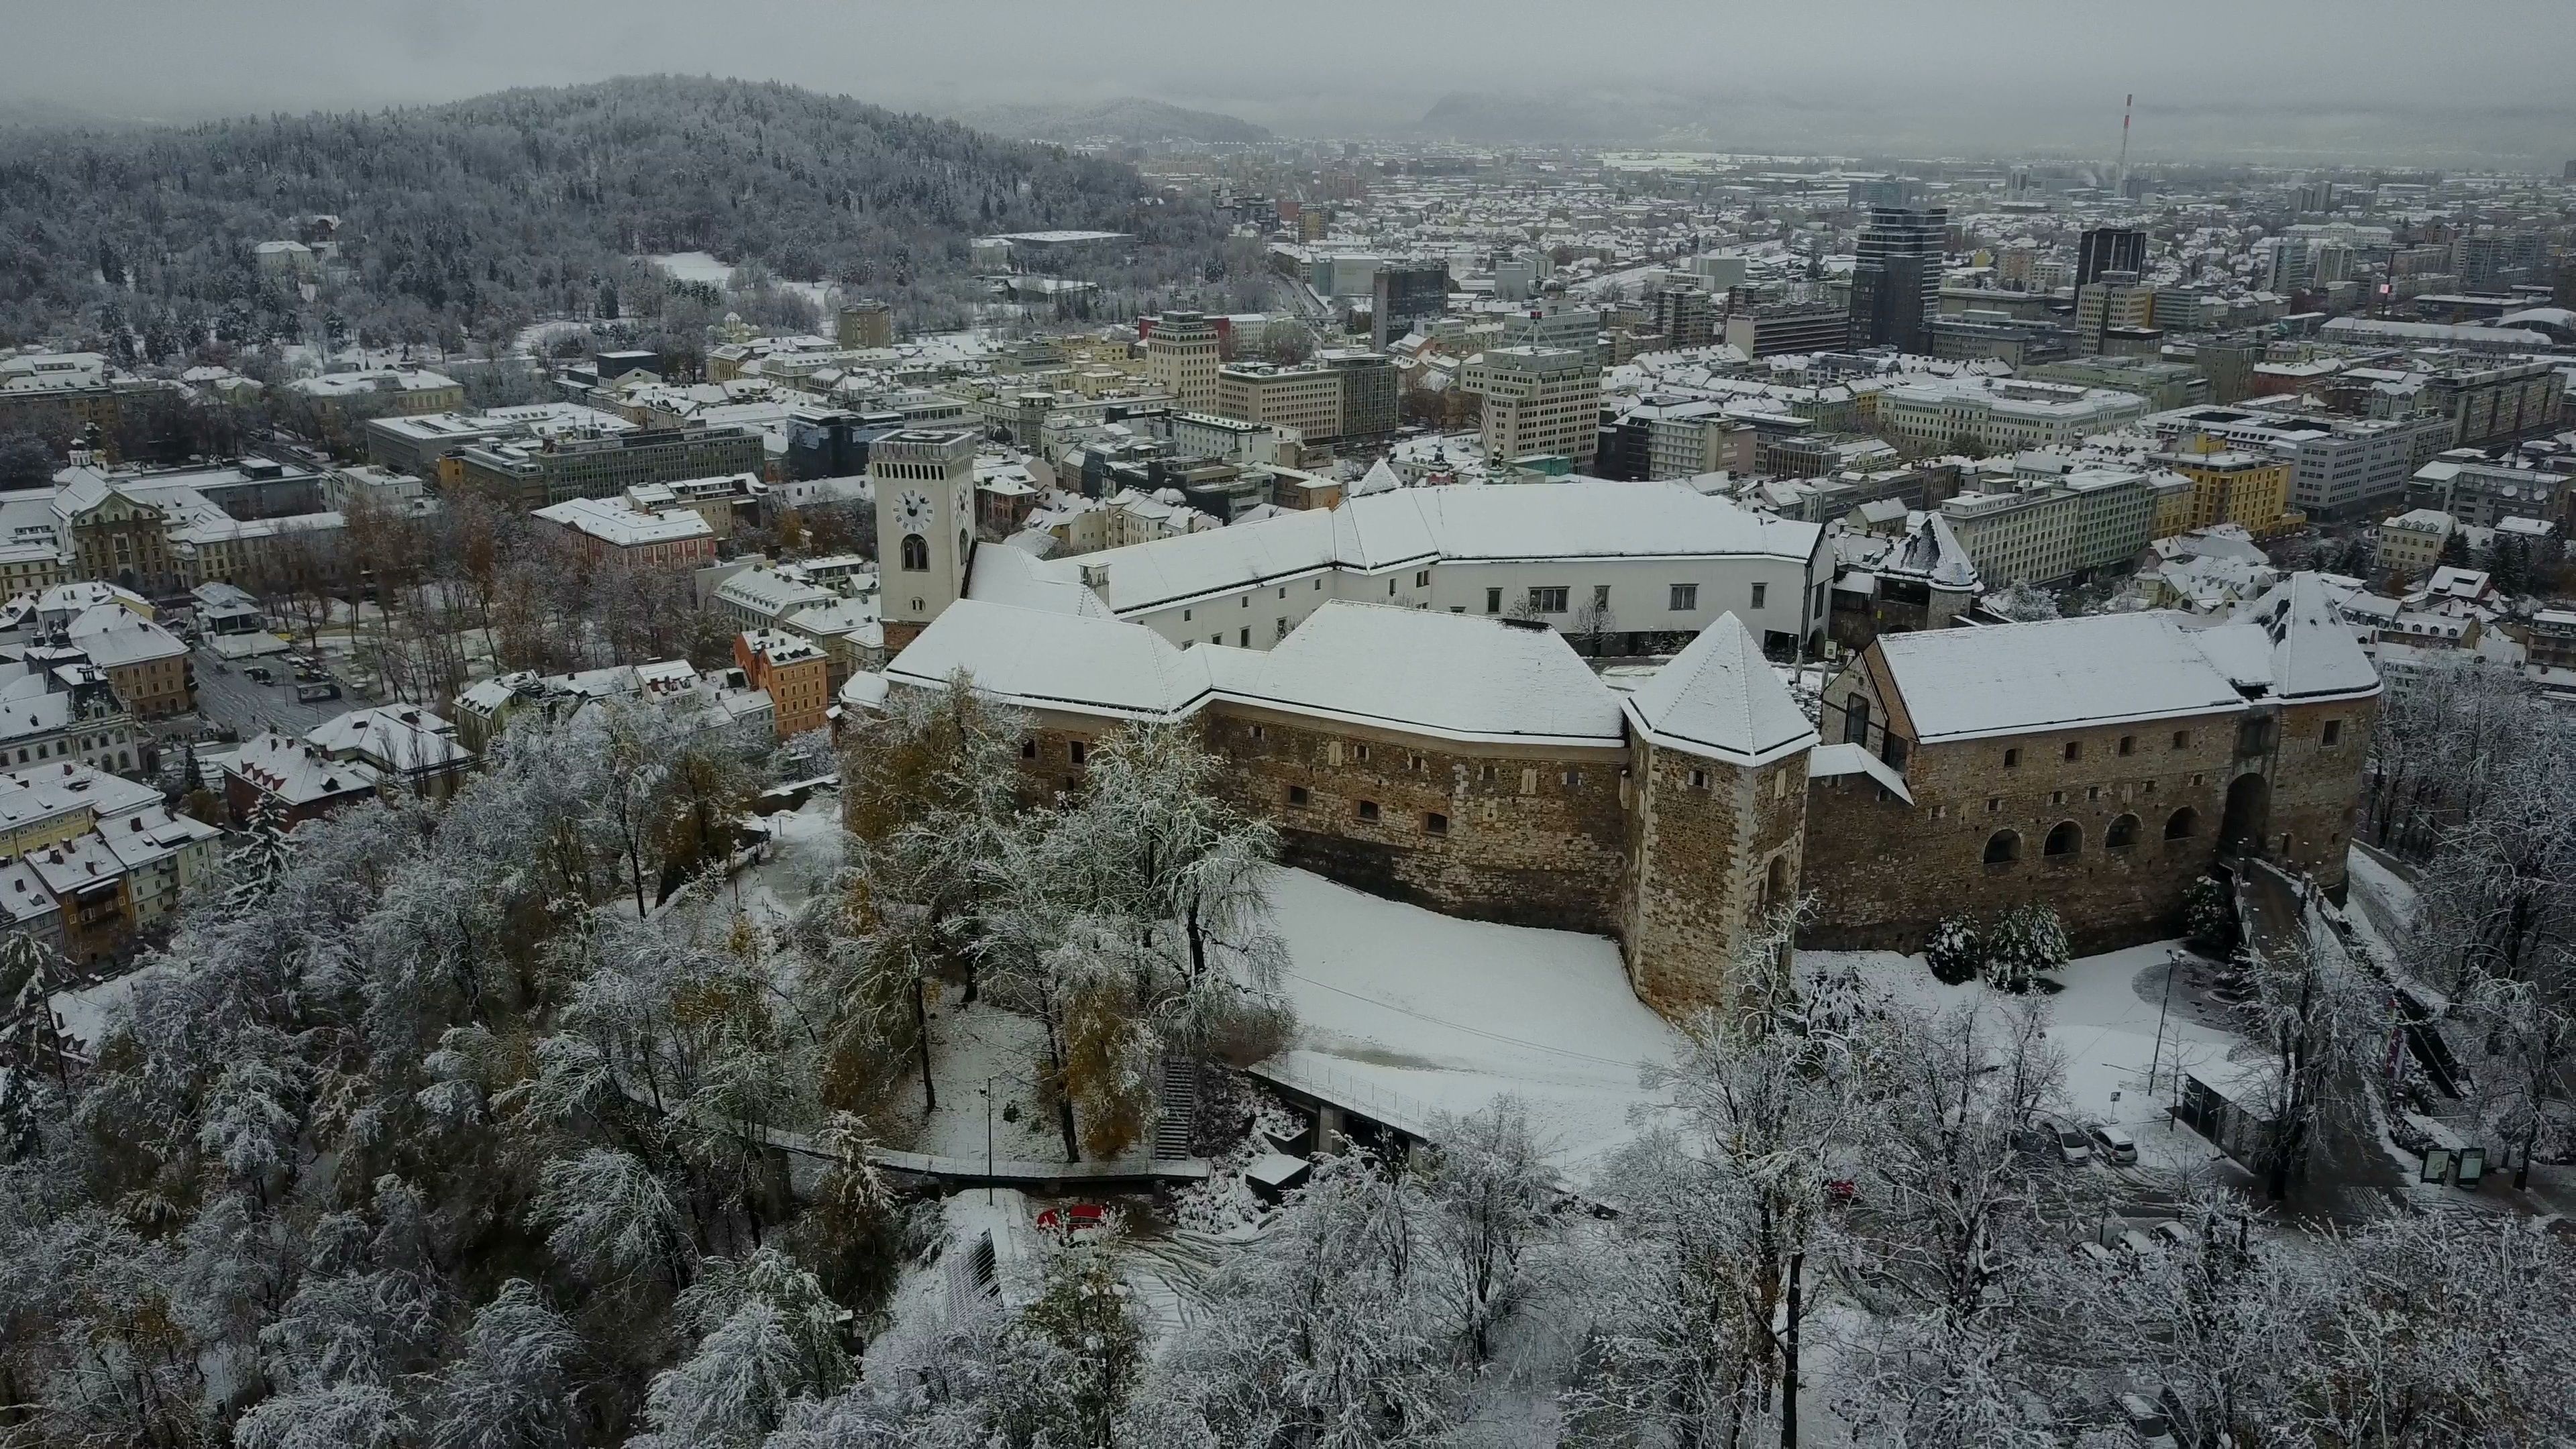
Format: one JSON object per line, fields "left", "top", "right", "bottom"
{"left": 2106, "top": 813, "right": 2141, "bottom": 849}
{"left": 1842, "top": 694, "right": 1871, "bottom": 746}
{"left": 2165, "top": 807, "right": 2199, "bottom": 841}
{"left": 1984, "top": 830, "right": 2021, "bottom": 865}
{"left": 899, "top": 533, "right": 928, "bottom": 572}
{"left": 2044, "top": 821, "right": 2082, "bottom": 857}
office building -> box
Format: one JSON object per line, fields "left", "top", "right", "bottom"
{"left": 1371, "top": 261, "right": 1451, "bottom": 350}
{"left": 2143, "top": 405, "right": 2453, "bottom": 519}
{"left": 1218, "top": 362, "right": 1344, "bottom": 447}
{"left": 1324, "top": 350, "right": 1399, "bottom": 445}
{"left": 1144, "top": 311, "right": 1222, "bottom": 413}
{"left": 1848, "top": 206, "right": 1947, "bottom": 352}
{"left": 1875, "top": 376, "right": 2148, "bottom": 454}
{"left": 1726, "top": 303, "right": 1853, "bottom": 358}
{"left": 2075, "top": 227, "right": 2147, "bottom": 288}
{"left": 452, "top": 425, "right": 768, "bottom": 513}
{"left": 1461, "top": 347, "right": 1601, "bottom": 471}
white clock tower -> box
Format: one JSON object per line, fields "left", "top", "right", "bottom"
{"left": 871, "top": 427, "right": 981, "bottom": 655}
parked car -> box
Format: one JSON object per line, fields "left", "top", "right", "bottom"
{"left": 294, "top": 682, "right": 341, "bottom": 703}
{"left": 244, "top": 665, "right": 273, "bottom": 684}
{"left": 2047, "top": 1120, "right": 2094, "bottom": 1166}
{"left": 2088, "top": 1124, "right": 2139, "bottom": 1166}
{"left": 2074, "top": 1240, "right": 2119, "bottom": 1268}
{"left": 2152, "top": 1220, "right": 2195, "bottom": 1250}
{"left": 2118, "top": 1228, "right": 2159, "bottom": 1256}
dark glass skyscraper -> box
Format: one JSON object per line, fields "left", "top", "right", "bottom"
{"left": 2076, "top": 226, "right": 2147, "bottom": 289}
{"left": 1848, "top": 205, "right": 1946, "bottom": 353}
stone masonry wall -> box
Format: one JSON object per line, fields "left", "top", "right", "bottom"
{"left": 1801, "top": 712, "right": 2242, "bottom": 955}
{"left": 1201, "top": 710, "right": 1630, "bottom": 934}
{"left": 1623, "top": 740, "right": 1807, "bottom": 1018}
{"left": 2249, "top": 696, "right": 2378, "bottom": 895}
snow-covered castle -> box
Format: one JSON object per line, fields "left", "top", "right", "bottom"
{"left": 847, "top": 429, "right": 2381, "bottom": 1019}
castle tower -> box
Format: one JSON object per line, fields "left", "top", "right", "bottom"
{"left": 871, "top": 428, "right": 979, "bottom": 655}
{"left": 1616, "top": 614, "right": 1819, "bottom": 1020}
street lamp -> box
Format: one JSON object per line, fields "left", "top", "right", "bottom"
{"left": 981, "top": 1075, "right": 1001, "bottom": 1204}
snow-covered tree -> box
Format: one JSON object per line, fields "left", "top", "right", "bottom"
{"left": 1132, "top": 1150, "right": 1452, "bottom": 1446}
{"left": 532, "top": 1146, "right": 694, "bottom": 1294}
{"left": 1923, "top": 915, "right": 1980, "bottom": 985}
{"left": 1415, "top": 1097, "right": 1554, "bottom": 1366}
{"left": 635, "top": 1247, "right": 853, "bottom": 1448}
{"left": 225, "top": 791, "right": 301, "bottom": 912}
{"left": 427, "top": 1279, "right": 582, "bottom": 1449}
{"left": 1566, "top": 985, "right": 1863, "bottom": 1446}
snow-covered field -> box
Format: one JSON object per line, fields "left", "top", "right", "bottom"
{"left": 646, "top": 252, "right": 835, "bottom": 315}
{"left": 1258, "top": 867, "right": 1682, "bottom": 1183}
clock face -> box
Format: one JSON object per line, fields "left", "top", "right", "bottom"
{"left": 898, "top": 490, "right": 932, "bottom": 532}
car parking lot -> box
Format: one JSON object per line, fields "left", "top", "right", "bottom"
{"left": 184, "top": 644, "right": 349, "bottom": 739}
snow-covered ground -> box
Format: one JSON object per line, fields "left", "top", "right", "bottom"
{"left": 732, "top": 798, "right": 845, "bottom": 929}
{"left": 1258, "top": 867, "right": 1681, "bottom": 1185}
{"left": 1802, "top": 938, "right": 2255, "bottom": 1178}
{"left": 46, "top": 969, "right": 146, "bottom": 1053}
{"left": 647, "top": 252, "right": 835, "bottom": 315}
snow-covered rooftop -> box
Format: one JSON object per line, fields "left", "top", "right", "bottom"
{"left": 1620, "top": 612, "right": 1816, "bottom": 765}
{"left": 1875, "top": 612, "right": 2248, "bottom": 743}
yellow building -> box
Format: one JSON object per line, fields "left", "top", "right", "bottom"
{"left": 2159, "top": 437, "right": 2298, "bottom": 537}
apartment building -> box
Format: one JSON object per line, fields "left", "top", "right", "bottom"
{"left": 2156, "top": 443, "right": 2298, "bottom": 537}
{"left": 2375, "top": 508, "right": 2454, "bottom": 578}
{"left": 735, "top": 629, "right": 831, "bottom": 739}
{"left": 1939, "top": 468, "right": 2155, "bottom": 586}
{"left": 0, "top": 761, "right": 221, "bottom": 963}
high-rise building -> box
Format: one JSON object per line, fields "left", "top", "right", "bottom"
{"left": 2074, "top": 270, "right": 2155, "bottom": 350}
{"left": 1324, "top": 350, "right": 1399, "bottom": 444}
{"left": 836, "top": 300, "right": 893, "bottom": 349}
{"left": 1848, "top": 206, "right": 1947, "bottom": 353}
{"left": 2075, "top": 227, "right": 2147, "bottom": 289}
{"left": 1652, "top": 284, "right": 1719, "bottom": 350}
{"left": 871, "top": 428, "right": 980, "bottom": 653}
{"left": 1371, "top": 260, "right": 1451, "bottom": 349}
{"left": 1461, "top": 346, "right": 1601, "bottom": 470}
{"left": 1144, "top": 311, "right": 1221, "bottom": 413}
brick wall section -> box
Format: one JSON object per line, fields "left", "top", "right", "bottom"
{"left": 1622, "top": 740, "right": 1806, "bottom": 1018}
{"left": 1202, "top": 710, "right": 1631, "bottom": 934}
{"left": 1802, "top": 711, "right": 2241, "bottom": 955}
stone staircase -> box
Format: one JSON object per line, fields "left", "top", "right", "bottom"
{"left": 1152, "top": 1057, "right": 1199, "bottom": 1161}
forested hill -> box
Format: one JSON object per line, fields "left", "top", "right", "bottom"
{"left": 0, "top": 74, "right": 1243, "bottom": 356}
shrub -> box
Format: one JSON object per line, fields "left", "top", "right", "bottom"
{"left": 1925, "top": 916, "right": 1982, "bottom": 985}
{"left": 1982, "top": 903, "right": 2070, "bottom": 994}
{"left": 2183, "top": 874, "right": 2238, "bottom": 955}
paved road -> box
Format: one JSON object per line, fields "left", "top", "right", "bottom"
{"left": 2235, "top": 857, "right": 2409, "bottom": 1224}
{"left": 184, "top": 644, "right": 342, "bottom": 739}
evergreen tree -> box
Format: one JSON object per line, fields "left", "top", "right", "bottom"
{"left": 224, "top": 793, "right": 300, "bottom": 913}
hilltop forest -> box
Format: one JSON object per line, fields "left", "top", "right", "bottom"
{"left": 0, "top": 75, "right": 1255, "bottom": 362}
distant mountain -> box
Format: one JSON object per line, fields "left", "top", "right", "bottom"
{"left": 1414, "top": 92, "right": 1671, "bottom": 146}
{"left": 0, "top": 75, "right": 1244, "bottom": 356}
{"left": 957, "top": 97, "right": 1273, "bottom": 146}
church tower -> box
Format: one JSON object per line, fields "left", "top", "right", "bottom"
{"left": 871, "top": 428, "right": 979, "bottom": 655}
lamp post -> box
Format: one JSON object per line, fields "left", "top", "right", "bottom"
{"left": 982, "top": 1075, "right": 1000, "bottom": 1204}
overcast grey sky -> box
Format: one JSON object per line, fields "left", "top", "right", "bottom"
{"left": 7, "top": 0, "right": 2572, "bottom": 167}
